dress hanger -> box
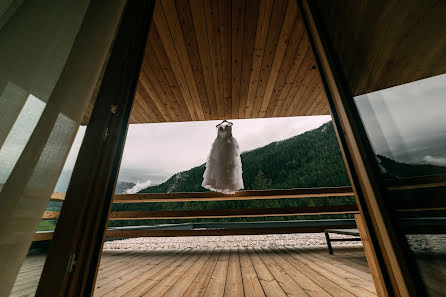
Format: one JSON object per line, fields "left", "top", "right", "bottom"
{"left": 216, "top": 119, "right": 233, "bottom": 127}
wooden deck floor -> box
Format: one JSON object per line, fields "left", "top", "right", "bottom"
{"left": 12, "top": 245, "right": 377, "bottom": 297}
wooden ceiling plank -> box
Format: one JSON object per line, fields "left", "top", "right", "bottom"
{"left": 251, "top": 0, "right": 288, "bottom": 118}
{"left": 161, "top": 0, "right": 205, "bottom": 121}
{"left": 244, "top": 0, "right": 274, "bottom": 118}
{"left": 136, "top": 83, "right": 163, "bottom": 122}
{"left": 279, "top": 49, "right": 315, "bottom": 117}
{"left": 190, "top": 0, "right": 219, "bottom": 120}
{"left": 285, "top": 61, "right": 317, "bottom": 117}
{"left": 131, "top": 97, "right": 144, "bottom": 122}
{"left": 139, "top": 67, "right": 170, "bottom": 121}
{"left": 145, "top": 43, "right": 183, "bottom": 121}
{"left": 317, "top": 100, "right": 331, "bottom": 115}
{"left": 290, "top": 69, "right": 320, "bottom": 116}
{"left": 353, "top": 1, "right": 411, "bottom": 95}
{"left": 218, "top": 0, "right": 232, "bottom": 119}
{"left": 153, "top": 2, "right": 199, "bottom": 121}
{"left": 307, "top": 88, "right": 327, "bottom": 116}
{"left": 133, "top": 96, "right": 153, "bottom": 123}
{"left": 376, "top": 2, "right": 446, "bottom": 92}
{"left": 175, "top": 0, "right": 212, "bottom": 120}
{"left": 238, "top": 0, "right": 260, "bottom": 119}
{"left": 149, "top": 26, "right": 191, "bottom": 122}
{"left": 133, "top": 91, "right": 154, "bottom": 123}
{"left": 142, "top": 57, "right": 176, "bottom": 121}
{"left": 136, "top": 86, "right": 160, "bottom": 122}
{"left": 296, "top": 75, "right": 322, "bottom": 115}
{"left": 265, "top": 8, "right": 306, "bottom": 118}
{"left": 129, "top": 99, "right": 143, "bottom": 123}
{"left": 231, "top": 0, "right": 245, "bottom": 119}
{"left": 313, "top": 1, "right": 446, "bottom": 96}
{"left": 204, "top": 0, "right": 225, "bottom": 119}
{"left": 258, "top": 0, "right": 298, "bottom": 118}
{"left": 271, "top": 37, "right": 309, "bottom": 117}
{"left": 334, "top": 1, "right": 368, "bottom": 92}
{"left": 302, "top": 81, "right": 323, "bottom": 115}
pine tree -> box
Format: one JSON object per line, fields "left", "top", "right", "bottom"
{"left": 253, "top": 170, "right": 273, "bottom": 190}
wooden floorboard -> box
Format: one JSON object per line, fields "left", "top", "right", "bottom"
{"left": 12, "top": 246, "right": 384, "bottom": 297}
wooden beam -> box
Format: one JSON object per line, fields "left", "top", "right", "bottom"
{"left": 105, "top": 225, "right": 356, "bottom": 238}
{"left": 50, "top": 192, "right": 65, "bottom": 202}
{"left": 50, "top": 186, "right": 355, "bottom": 202}
{"left": 109, "top": 205, "right": 359, "bottom": 220}
{"left": 33, "top": 232, "right": 54, "bottom": 242}
{"left": 114, "top": 186, "right": 354, "bottom": 202}
{"left": 299, "top": 0, "right": 427, "bottom": 296}
{"left": 355, "top": 214, "right": 389, "bottom": 297}
{"left": 385, "top": 174, "right": 446, "bottom": 191}
{"left": 33, "top": 224, "right": 357, "bottom": 241}
{"left": 35, "top": 1, "right": 155, "bottom": 297}
{"left": 42, "top": 211, "right": 59, "bottom": 220}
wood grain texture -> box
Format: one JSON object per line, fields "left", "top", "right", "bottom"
{"left": 312, "top": 0, "right": 446, "bottom": 96}
{"left": 14, "top": 247, "right": 381, "bottom": 297}
{"left": 108, "top": 205, "right": 359, "bottom": 220}
{"left": 50, "top": 186, "right": 355, "bottom": 202}
{"left": 126, "top": 0, "right": 328, "bottom": 123}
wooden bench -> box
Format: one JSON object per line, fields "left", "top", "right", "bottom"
{"left": 324, "top": 228, "right": 361, "bottom": 254}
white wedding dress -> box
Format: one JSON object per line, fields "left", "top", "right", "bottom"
{"left": 202, "top": 124, "right": 244, "bottom": 194}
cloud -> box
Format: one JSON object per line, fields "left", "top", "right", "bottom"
{"left": 61, "top": 116, "right": 332, "bottom": 185}
{"left": 119, "top": 116, "right": 332, "bottom": 177}
{"left": 125, "top": 179, "right": 152, "bottom": 194}
{"left": 421, "top": 155, "right": 446, "bottom": 167}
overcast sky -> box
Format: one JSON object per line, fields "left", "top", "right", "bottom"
{"left": 64, "top": 116, "right": 331, "bottom": 186}
{"left": 355, "top": 73, "right": 446, "bottom": 164}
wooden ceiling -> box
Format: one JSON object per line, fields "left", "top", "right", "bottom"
{"left": 313, "top": 0, "right": 446, "bottom": 96}
{"left": 129, "top": 0, "right": 329, "bottom": 124}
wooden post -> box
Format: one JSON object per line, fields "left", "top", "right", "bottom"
{"left": 298, "top": 0, "right": 427, "bottom": 296}
{"left": 355, "top": 214, "right": 389, "bottom": 297}
{"left": 36, "top": 1, "right": 155, "bottom": 296}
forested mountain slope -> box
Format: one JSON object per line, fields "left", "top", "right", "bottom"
{"left": 140, "top": 121, "right": 350, "bottom": 193}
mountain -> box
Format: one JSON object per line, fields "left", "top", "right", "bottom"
{"left": 139, "top": 121, "right": 351, "bottom": 193}
{"left": 377, "top": 154, "right": 446, "bottom": 178}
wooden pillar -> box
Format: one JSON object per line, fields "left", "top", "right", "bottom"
{"left": 355, "top": 214, "right": 389, "bottom": 297}
{"left": 36, "top": 1, "right": 155, "bottom": 296}
{"left": 298, "top": 0, "right": 427, "bottom": 296}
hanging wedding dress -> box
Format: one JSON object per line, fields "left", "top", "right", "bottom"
{"left": 202, "top": 121, "right": 244, "bottom": 194}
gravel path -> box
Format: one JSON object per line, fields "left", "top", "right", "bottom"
{"left": 103, "top": 233, "right": 362, "bottom": 250}
{"left": 103, "top": 234, "right": 446, "bottom": 253}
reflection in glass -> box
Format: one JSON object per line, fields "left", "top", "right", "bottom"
{"left": 355, "top": 74, "right": 446, "bottom": 178}
{"left": 0, "top": 94, "right": 46, "bottom": 189}
{"left": 355, "top": 74, "right": 446, "bottom": 296}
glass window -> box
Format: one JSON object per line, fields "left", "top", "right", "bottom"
{"left": 354, "top": 74, "right": 446, "bottom": 296}
{"left": 355, "top": 74, "right": 446, "bottom": 179}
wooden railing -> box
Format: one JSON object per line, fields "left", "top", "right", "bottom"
{"left": 49, "top": 186, "right": 355, "bottom": 202}
{"left": 36, "top": 186, "right": 359, "bottom": 241}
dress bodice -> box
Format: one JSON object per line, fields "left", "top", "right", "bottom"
{"left": 217, "top": 125, "right": 232, "bottom": 139}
